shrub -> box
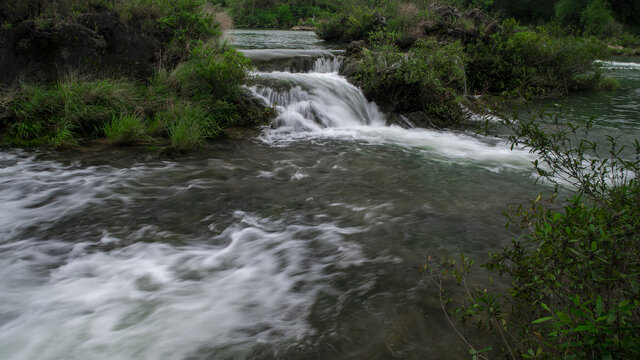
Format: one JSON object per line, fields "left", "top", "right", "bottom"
{"left": 168, "top": 42, "right": 250, "bottom": 101}
{"left": 466, "top": 20, "right": 607, "bottom": 98}
{"left": 581, "top": 0, "right": 617, "bottom": 37}
{"left": 352, "top": 37, "right": 468, "bottom": 128}
{"left": 428, "top": 112, "right": 640, "bottom": 359}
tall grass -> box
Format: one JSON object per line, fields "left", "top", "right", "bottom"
{"left": 103, "top": 113, "right": 147, "bottom": 145}
{"left": 2, "top": 32, "right": 271, "bottom": 153}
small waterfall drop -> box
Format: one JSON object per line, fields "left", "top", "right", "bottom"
{"left": 244, "top": 49, "right": 386, "bottom": 132}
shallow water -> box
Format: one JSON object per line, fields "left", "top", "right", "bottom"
{"left": 1, "top": 30, "right": 638, "bottom": 360}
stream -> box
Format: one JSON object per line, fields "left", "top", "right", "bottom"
{"left": 0, "top": 30, "right": 638, "bottom": 359}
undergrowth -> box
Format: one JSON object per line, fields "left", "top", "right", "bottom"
{"left": 426, "top": 111, "right": 640, "bottom": 359}
{"left": 2, "top": 41, "right": 273, "bottom": 154}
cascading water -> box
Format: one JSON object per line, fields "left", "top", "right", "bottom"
{"left": 1, "top": 29, "right": 638, "bottom": 360}
{"left": 245, "top": 50, "right": 386, "bottom": 132}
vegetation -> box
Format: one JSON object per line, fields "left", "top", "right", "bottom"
{"left": 339, "top": 2, "right": 611, "bottom": 128}
{"left": 208, "top": 0, "right": 338, "bottom": 29}
{"left": 0, "top": 0, "right": 275, "bottom": 154}
{"left": 1, "top": 40, "right": 273, "bottom": 153}
{"left": 427, "top": 112, "right": 640, "bottom": 359}
{"left": 348, "top": 35, "right": 470, "bottom": 128}
{"left": 465, "top": 19, "right": 607, "bottom": 98}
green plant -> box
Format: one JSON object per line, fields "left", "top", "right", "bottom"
{"left": 428, "top": 111, "right": 640, "bottom": 359}
{"left": 581, "top": 0, "right": 617, "bottom": 37}
{"left": 466, "top": 21, "right": 607, "bottom": 98}
{"left": 103, "top": 113, "right": 148, "bottom": 145}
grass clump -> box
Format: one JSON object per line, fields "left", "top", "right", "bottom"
{"left": 5, "top": 78, "right": 140, "bottom": 147}
{"left": 103, "top": 113, "right": 147, "bottom": 145}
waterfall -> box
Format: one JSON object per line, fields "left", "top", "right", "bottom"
{"left": 244, "top": 50, "right": 386, "bottom": 132}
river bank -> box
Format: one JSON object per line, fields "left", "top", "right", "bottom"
{"left": 0, "top": 1, "right": 275, "bottom": 155}
{"left": 1, "top": 16, "right": 640, "bottom": 360}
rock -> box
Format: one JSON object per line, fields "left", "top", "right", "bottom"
{"left": 0, "top": 20, "right": 105, "bottom": 85}
{"left": 291, "top": 25, "right": 315, "bottom": 31}
{"left": 78, "top": 12, "right": 162, "bottom": 78}
{"left": 464, "top": 8, "right": 488, "bottom": 26}
{"left": 345, "top": 40, "right": 365, "bottom": 56}
{"left": 429, "top": 3, "right": 461, "bottom": 20}
{"left": 0, "top": 11, "right": 165, "bottom": 86}
{"left": 485, "top": 21, "right": 502, "bottom": 34}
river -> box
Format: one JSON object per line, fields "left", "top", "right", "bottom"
{"left": 0, "top": 30, "right": 638, "bottom": 359}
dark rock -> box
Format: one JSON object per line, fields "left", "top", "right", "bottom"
{"left": 78, "top": 12, "right": 162, "bottom": 78}
{"left": 485, "top": 21, "right": 502, "bottom": 35}
{"left": 0, "top": 20, "right": 105, "bottom": 85}
{"left": 429, "top": 4, "right": 461, "bottom": 20}
{"left": 464, "top": 8, "right": 488, "bottom": 26}
{"left": 0, "top": 11, "right": 165, "bottom": 86}
{"left": 345, "top": 40, "right": 365, "bottom": 56}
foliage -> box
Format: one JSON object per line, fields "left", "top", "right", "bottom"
{"left": 466, "top": 19, "right": 606, "bottom": 98}
{"left": 3, "top": 39, "right": 271, "bottom": 153}
{"left": 103, "top": 113, "right": 148, "bottom": 145}
{"left": 6, "top": 78, "right": 140, "bottom": 146}
{"left": 168, "top": 41, "right": 250, "bottom": 101}
{"left": 352, "top": 37, "right": 469, "bottom": 128}
{"left": 580, "top": 0, "right": 619, "bottom": 38}
{"left": 210, "top": 0, "right": 338, "bottom": 28}
{"left": 427, "top": 112, "right": 640, "bottom": 359}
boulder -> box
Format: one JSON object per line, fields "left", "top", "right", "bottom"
{"left": 0, "top": 12, "right": 164, "bottom": 86}
{"left": 0, "top": 20, "right": 105, "bottom": 85}
{"left": 78, "top": 12, "right": 162, "bottom": 78}
{"left": 345, "top": 40, "right": 365, "bottom": 56}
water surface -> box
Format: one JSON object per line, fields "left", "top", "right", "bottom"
{"left": 1, "top": 30, "right": 638, "bottom": 360}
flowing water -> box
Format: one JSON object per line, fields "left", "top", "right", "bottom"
{"left": 1, "top": 30, "right": 638, "bottom": 360}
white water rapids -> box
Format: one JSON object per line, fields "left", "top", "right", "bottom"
{"left": 4, "top": 30, "right": 638, "bottom": 360}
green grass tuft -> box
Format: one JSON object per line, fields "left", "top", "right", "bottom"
{"left": 103, "top": 113, "right": 148, "bottom": 145}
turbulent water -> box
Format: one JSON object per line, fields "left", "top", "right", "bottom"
{"left": 1, "top": 30, "right": 639, "bottom": 360}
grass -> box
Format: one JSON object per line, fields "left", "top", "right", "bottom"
{"left": 2, "top": 40, "right": 273, "bottom": 153}
{"left": 103, "top": 113, "right": 148, "bottom": 145}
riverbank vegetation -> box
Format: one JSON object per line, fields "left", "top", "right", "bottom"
{"left": 208, "top": 0, "right": 336, "bottom": 29}
{"left": 427, "top": 113, "right": 640, "bottom": 359}
{"left": 0, "top": 0, "right": 274, "bottom": 154}
{"left": 336, "top": 2, "right": 611, "bottom": 128}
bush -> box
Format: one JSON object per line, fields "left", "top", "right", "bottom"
{"left": 428, "top": 112, "right": 640, "bottom": 359}
{"left": 466, "top": 20, "right": 607, "bottom": 98}
{"left": 168, "top": 42, "right": 250, "bottom": 101}
{"left": 581, "top": 0, "right": 617, "bottom": 37}
{"left": 351, "top": 37, "right": 469, "bottom": 128}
